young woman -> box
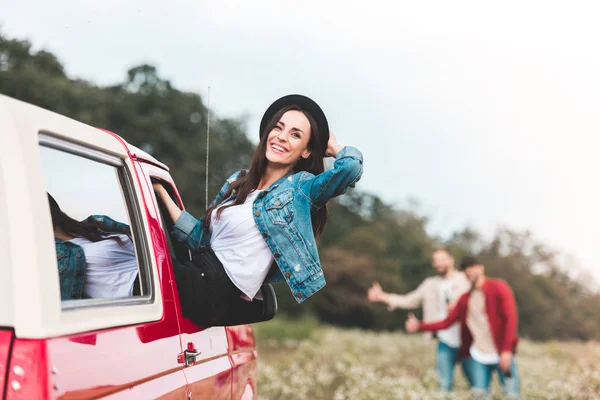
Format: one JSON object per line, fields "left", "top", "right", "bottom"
{"left": 49, "top": 193, "right": 138, "bottom": 300}
{"left": 154, "top": 94, "right": 363, "bottom": 326}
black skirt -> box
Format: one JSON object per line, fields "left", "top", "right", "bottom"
{"left": 172, "top": 246, "right": 277, "bottom": 327}
{"left": 171, "top": 246, "right": 240, "bottom": 327}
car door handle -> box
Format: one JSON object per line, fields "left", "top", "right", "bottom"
{"left": 177, "top": 342, "right": 201, "bottom": 367}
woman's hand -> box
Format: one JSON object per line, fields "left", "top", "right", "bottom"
{"left": 325, "top": 131, "right": 343, "bottom": 158}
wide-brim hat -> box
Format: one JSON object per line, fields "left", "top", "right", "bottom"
{"left": 259, "top": 94, "right": 329, "bottom": 151}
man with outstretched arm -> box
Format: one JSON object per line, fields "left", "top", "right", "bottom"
{"left": 368, "top": 248, "right": 471, "bottom": 392}
{"left": 406, "top": 256, "right": 520, "bottom": 399}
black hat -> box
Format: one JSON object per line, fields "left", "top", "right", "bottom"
{"left": 259, "top": 94, "right": 330, "bottom": 151}
{"left": 460, "top": 256, "right": 482, "bottom": 270}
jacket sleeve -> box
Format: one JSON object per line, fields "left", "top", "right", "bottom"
{"left": 420, "top": 294, "right": 467, "bottom": 331}
{"left": 498, "top": 280, "right": 519, "bottom": 353}
{"left": 299, "top": 146, "right": 363, "bottom": 209}
{"left": 386, "top": 280, "right": 428, "bottom": 310}
{"left": 172, "top": 170, "right": 243, "bottom": 251}
{"left": 89, "top": 215, "right": 130, "bottom": 235}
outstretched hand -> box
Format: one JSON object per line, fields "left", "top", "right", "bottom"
{"left": 368, "top": 282, "right": 386, "bottom": 303}
{"left": 405, "top": 312, "right": 421, "bottom": 333}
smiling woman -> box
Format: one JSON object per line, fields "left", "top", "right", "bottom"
{"left": 154, "top": 94, "right": 364, "bottom": 327}
{"left": 266, "top": 107, "right": 314, "bottom": 165}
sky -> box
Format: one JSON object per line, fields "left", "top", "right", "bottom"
{"left": 2, "top": 0, "right": 600, "bottom": 281}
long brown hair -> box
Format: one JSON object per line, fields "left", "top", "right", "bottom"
{"left": 48, "top": 193, "right": 130, "bottom": 246}
{"left": 202, "top": 105, "right": 328, "bottom": 240}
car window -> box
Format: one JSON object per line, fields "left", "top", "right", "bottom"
{"left": 39, "top": 136, "right": 153, "bottom": 308}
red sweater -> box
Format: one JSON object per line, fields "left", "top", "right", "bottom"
{"left": 419, "top": 278, "right": 519, "bottom": 360}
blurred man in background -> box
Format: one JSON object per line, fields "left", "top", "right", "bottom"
{"left": 406, "top": 256, "right": 520, "bottom": 399}
{"left": 368, "top": 248, "right": 471, "bottom": 392}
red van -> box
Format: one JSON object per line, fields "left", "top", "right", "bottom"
{"left": 0, "top": 94, "right": 275, "bottom": 399}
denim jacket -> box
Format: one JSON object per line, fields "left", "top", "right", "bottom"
{"left": 55, "top": 215, "right": 130, "bottom": 300}
{"left": 172, "top": 146, "right": 364, "bottom": 303}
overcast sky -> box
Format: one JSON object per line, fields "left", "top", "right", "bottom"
{"left": 3, "top": 0, "right": 600, "bottom": 281}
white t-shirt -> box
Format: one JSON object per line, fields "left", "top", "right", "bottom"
{"left": 436, "top": 279, "right": 461, "bottom": 348}
{"left": 210, "top": 190, "right": 273, "bottom": 301}
{"left": 69, "top": 234, "right": 138, "bottom": 299}
{"left": 467, "top": 289, "right": 500, "bottom": 365}
{"left": 470, "top": 346, "right": 501, "bottom": 365}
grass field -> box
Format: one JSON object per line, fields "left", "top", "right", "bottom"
{"left": 253, "top": 316, "right": 600, "bottom": 399}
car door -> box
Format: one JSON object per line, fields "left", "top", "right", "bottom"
{"left": 31, "top": 122, "right": 187, "bottom": 398}
{"left": 138, "top": 158, "right": 233, "bottom": 400}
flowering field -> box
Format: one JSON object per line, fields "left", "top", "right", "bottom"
{"left": 253, "top": 317, "right": 600, "bottom": 399}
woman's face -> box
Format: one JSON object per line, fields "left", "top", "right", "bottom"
{"left": 265, "top": 110, "right": 312, "bottom": 167}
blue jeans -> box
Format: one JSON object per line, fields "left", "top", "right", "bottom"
{"left": 462, "top": 356, "right": 520, "bottom": 399}
{"left": 436, "top": 341, "right": 469, "bottom": 391}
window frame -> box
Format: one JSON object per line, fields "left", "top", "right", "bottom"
{"left": 150, "top": 177, "right": 192, "bottom": 264}
{"left": 38, "top": 134, "right": 159, "bottom": 314}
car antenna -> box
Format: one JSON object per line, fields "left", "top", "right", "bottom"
{"left": 205, "top": 86, "right": 211, "bottom": 210}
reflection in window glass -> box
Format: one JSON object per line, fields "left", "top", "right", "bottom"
{"left": 40, "top": 146, "right": 141, "bottom": 302}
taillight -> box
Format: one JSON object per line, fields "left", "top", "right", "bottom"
{"left": 0, "top": 329, "right": 14, "bottom": 399}
{"left": 4, "top": 338, "right": 50, "bottom": 400}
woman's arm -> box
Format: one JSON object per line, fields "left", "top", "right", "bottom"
{"left": 299, "top": 132, "right": 364, "bottom": 209}
{"left": 154, "top": 171, "right": 243, "bottom": 252}
{"left": 153, "top": 183, "right": 203, "bottom": 251}
{"left": 153, "top": 184, "right": 182, "bottom": 223}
